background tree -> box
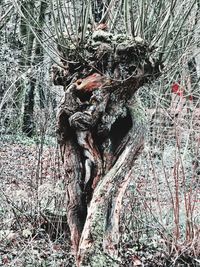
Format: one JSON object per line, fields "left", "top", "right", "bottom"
{"left": 0, "top": 0, "right": 55, "bottom": 136}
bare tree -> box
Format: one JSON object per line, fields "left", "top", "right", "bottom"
{"left": 0, "top": 0, "right": 49, "bottom": 136}
{"left": 19, "top": 0, "right": 48, "bottom": 136}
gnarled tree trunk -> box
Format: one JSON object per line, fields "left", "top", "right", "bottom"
{"left": 54, "top": 28, "right": 162, "bottom": 266}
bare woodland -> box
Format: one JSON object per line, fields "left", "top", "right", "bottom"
{"left": 0, "top": 1, "right": 200, "bottom": 266}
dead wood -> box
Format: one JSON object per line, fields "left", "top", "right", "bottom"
{"left": 54, "top": 28, "right": 162, "bottom": 265}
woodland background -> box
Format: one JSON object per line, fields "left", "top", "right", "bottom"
{"left": 0, "top": 0, "right": 200, "bottom": 266}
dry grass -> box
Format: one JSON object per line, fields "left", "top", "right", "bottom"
{"left": 120, "top": 100, "right": 200, "bottom": 266}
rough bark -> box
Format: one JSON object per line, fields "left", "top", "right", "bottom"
{"left": 55, "top": 28, "right": 162, "bottom": 265}
{"left": 77, "top": 100, "right": 147, "bottom": 266}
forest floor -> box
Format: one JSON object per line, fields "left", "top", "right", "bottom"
{"left": 0, "top": 135, "right": 74, "bottom": 267}
{"left": 0, "top": 132, "right": 199, "bottom": 267}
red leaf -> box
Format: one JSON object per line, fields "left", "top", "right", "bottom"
{"left": 171, "top": 83, "right": 183, "bottom": 97}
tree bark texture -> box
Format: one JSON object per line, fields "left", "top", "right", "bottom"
{"left": 55, "top": 28, "right": 162, "bottom": 266}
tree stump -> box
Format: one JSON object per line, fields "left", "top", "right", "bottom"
{"left": 54, "top": 28, "right": 162, "bottom": 266}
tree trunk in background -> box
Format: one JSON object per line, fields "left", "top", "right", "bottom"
{"left": 17, "top": 1, "right": 35, "bottom": 135}
{"left": 22, "top": 1, "right": 47, "bottom": 136}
